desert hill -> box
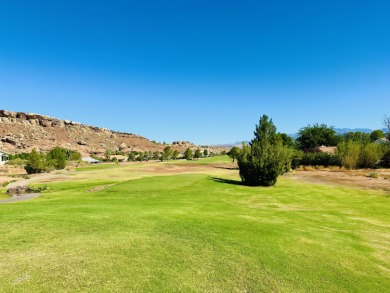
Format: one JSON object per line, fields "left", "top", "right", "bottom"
{"left": 0, "top": 110, "right": 203, "bottom": 156}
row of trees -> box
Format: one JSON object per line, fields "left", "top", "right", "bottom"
{"left": 7, "top": 147, "right": 82, "bottom": 174}
{"left": 228, "top": 115, "right": 390, "bottom": 186}
{"left": 98, "top": 147, "right": 211, "bottom": 163}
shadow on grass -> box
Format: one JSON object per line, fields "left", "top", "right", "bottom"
{"left": 213, "top": 166, "right": 239, "bottom": 170}
{"left": 210, "top": 177, "right": 242, "bottom": 185}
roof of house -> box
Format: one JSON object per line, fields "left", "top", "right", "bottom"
{"left": 318, "top": 146, "right": 337, "bottom": 153}
{"left": 0, "top": 150, "right": 10, "bottom": 154}
{"left": 375, "top": 137, "right": 389, "bottom": 144}
{"left": 110, "top": 155, "right": 127, "bottom": 160}
{"left": 82, "top": 157, "right": 101, "bottom": 163}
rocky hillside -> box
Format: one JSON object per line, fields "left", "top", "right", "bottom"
{"left": 0, "top": 110, "right": 200, "bottom": 156}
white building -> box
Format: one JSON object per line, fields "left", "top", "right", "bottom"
{"left": 81, "top": 157, "right": 101, "bottom": 164}
{"left": 0, "top": 150, "right": 9, "bottom": 165}
{"left": 375, "top": 138, "right": 389, "bottom": 144}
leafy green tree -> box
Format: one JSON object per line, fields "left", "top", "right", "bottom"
{"left": 370, "top": 129, "right": 385, "bottom": 142}
{"left": 104, "top": 149, "right": 112, "bottom": 162}
{"left": 25, "top": 149, "right": 47, "bottom": 174}
{"left": 184, "top": 148, "right": 193, "bottom": 160}
{"left": 172, "top": 150, "right": 180, "bottom": 160}
{"left": 163, "top": 146, "right": 173, "bottom": 161}
{"left": 203, "top": 149, "right": 209, "bottom": 157}
{"left": 47, "top": 147, "right": 67, "bottom": 169}
{"left": 296, "top": 124, "right": 341, "bottom": 151}
{"left": 194, "top": 149, "right": 202, "bottom": 160}
{"left": 227, "top": 146, "right": 241, "bottom": 162}
{"left": 237, "top": 115, "right": 292, "bottom": 186}
{"left": 277, "top": 133, "right": 295, "bottom": 148}
{"left": 343, "top": 132, "right": 370, "bottom": 144}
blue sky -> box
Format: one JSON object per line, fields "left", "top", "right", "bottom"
{"left": 0, "top": 0, "right": 389, "bottom": 144}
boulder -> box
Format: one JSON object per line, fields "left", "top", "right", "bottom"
{"left": 7, "top": 186, "right": 33, "bottom": 195}
{"left": 27, "top": 113, "right": 42, "bottom": 120}
{"left": 39, "top": 119, "right": 51, "bottom": 127}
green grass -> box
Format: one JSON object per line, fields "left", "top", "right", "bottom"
{"left": 0, "top": 159, "right": 389, "bottom": 292}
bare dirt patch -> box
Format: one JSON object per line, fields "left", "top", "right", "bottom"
{"left": 86, "top": 184, "right": 115, "bottom": 193}
{"left": 289, "top": 169, "right": 390, "bottom": 192}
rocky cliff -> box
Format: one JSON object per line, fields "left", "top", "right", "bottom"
{"left": 0, "top": 110, "right": 197, "bottom": 156}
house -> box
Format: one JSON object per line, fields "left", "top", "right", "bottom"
{"left": 318, "top": 146, "right": 337, "bottom": 153}
{"left": 374, "top": 138, "right": 389, "bottom": 144}
{"left": 81, "top": 157, "right": 101, "bottom": 164}
{"left": 0, "top": 150, "right": 9, "bottom": 165}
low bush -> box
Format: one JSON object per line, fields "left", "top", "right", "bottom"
{"left": 368, "top": 172, "right": 379, "bottom": 179}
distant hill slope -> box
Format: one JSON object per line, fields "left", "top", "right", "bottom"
{"left": 0, "top": 110, "right": 201, "bottom": 156}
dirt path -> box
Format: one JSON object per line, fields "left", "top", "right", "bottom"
{"left": 6, "top": 173, "right": 64, "bottom": 190}
{"left": 0, "top": 193, "right": 41, "bottom": 204}
{"left": 0, "top": 173, "right": 66, "bottom": 204}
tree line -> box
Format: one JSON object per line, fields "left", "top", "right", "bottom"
{"left": 94, "top": 147, "right": 212, "bottom": 162}
{"left": 6, "top": 147, "right": 81, "bottom": 174}
{"left": 228, "top": 115, "right": 390, "bottom": 186}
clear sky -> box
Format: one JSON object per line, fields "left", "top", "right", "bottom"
{"left": 0, "top": 0, "right": 389, "bottom": 145}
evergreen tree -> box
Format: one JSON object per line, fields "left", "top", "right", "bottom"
{"left": 237, "top": 115, "right": 292, "bottom": 186}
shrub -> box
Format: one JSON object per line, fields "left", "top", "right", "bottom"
{"left": 25, "top": 149, "right": 47, "bottom": 174}
{"left": 337, "top": 141, "right": 361, "bottom": 169}
{"left": 5, "top": 158, "right": 27, "bottom": 167}
{"left": 359, "top": 143, "right": 382, "bottom": 168}
{"left": 67, "top": 149, "right": 81, "bottom": 161}
{"left": 368, "top": 172, "right": 379, "bottom": 178}
{"left": 47, "top": 147, "right": 67, "bottom": 170}
{"left": 299, "top": 151, "right": 340, "bottom": 167}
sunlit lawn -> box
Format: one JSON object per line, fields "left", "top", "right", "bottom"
{"left": 0, "top": 157, "right": 389, "bottom": 292}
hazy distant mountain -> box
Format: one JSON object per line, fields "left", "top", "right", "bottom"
{"left": 334, "top": 128, "right": 384, "bottom": 134}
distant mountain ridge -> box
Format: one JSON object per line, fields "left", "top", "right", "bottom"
{"left": 0, "top": 110, "right": 213, "bottom": 156}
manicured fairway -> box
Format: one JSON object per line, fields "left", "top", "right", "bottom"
{"left": 0, "top": 158, "right": 389, "bottom": 292}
